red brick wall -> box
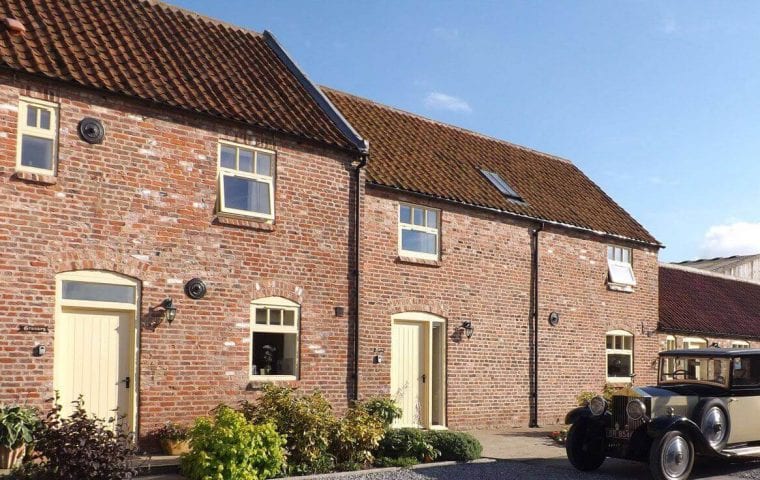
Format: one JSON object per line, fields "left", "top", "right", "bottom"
{"left": 359, "top": 188, "right": 660, "bottom": 428}
{"left": 0, "top": 73, "right": 357, "bottom": 441}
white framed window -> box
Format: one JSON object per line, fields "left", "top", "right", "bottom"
{"left": 732, "top": 340, "right": 750, "bottom": 349}
{"left": 606, "top": 330, "right": 633, "bottom": 382}
{"left": 665, "top": 335, "right": 676, "bottom": 351}
{"left": 398, "top": 203, "right": 440, "bottom": 260}
{"left": 218, "top": 141, "right": 275, "bottom": 220}
{"left": 606, "top": 245, "right": 636, "bottom": 291}
{"left": 250, "top": 297, "right": 299, "bottom": 380}
{"left": 663, "top": 335, "right": 677, "bottom": 380}
{"left": 683, "top": 337, "right": 707, "bottom": 349}
{"left": 16, "top": 97, "right": 58, "bottom": 175}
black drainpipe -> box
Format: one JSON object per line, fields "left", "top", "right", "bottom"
{"left": 529, "top": 222, "right": 544, "bottom": 428}
{"left": 351, "top": 153, "right": 368, "bottom": 401}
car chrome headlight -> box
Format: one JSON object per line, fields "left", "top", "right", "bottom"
{"left": 589, "top": 396, "right": 607, "bottom": 416}
{"left": 626, "top": 399, "right": 646, "bottom": 421}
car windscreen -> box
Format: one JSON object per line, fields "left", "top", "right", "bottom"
{"left": 659, "top": 356, "right": 730, "bottom": 387}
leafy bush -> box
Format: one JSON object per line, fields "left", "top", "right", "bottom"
{"left": 155, "top": 421, "right": 190, "bottom": 441}
{"left": 373, "top": 456, "right": 419, "bottom": 468}
{"left": 330, "top": 403, "right": 385, "bottom": 469}
{"left": 423, "top": 431, "right": 482, "bottom": 462}
{"left": 180, "top": 405, "right": 285, "bottom": 480}
{"left": 0, "top": 405, "right": 39, "bottom": 449}
{"left": 9, "top": 398, "right": 137, "bottom": 480}
{"left": 360, "top": 397, "right": 402, "bottom": 428}
{"left": 577, "top": 384, "right": 636, "bottom": 406}
{"left": 241, "top": 385, "right": 337, "bottom": 475}
{"left": 376, "top": 428, "right": 437, "bottom": 462}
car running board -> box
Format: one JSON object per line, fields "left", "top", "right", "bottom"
{"left": 722, "top": 446, "right": 760, "bottom": 457}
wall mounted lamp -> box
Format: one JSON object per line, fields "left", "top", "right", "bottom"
{"left": 150, "top": 297, "right": 177, "bottom": 326}
{"left": 459, "top": 320, "right": 474, "bottom": 339}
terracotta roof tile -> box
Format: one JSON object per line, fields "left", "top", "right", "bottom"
{"left": 0, "top": 0, "right": 354, "bottom": 150}
{"left": 659, "top": 265, "right": 760, "bottom": 338}
{"left": 324, "top": 88, "right": 659, "bottom": 245}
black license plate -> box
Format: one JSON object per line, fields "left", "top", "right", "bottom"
{"left": 607, "top": 429, "right": 631, "bottom": 440}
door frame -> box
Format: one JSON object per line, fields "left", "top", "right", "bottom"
{"left": 54, "top": 270, "right": 140, "bottom": 434}
{"left": 390, "top": 312, "right": 447, "bottom": 429}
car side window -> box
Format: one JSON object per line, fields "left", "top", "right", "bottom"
{"left": 733, "top": 357, "right": 760, "bottom": 386}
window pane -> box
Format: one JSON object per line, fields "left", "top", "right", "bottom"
{"left": 256, "top": 152, "right": 272, "bottom": 176}
{"left": 413, "top": 208, "right": 424, "bottom": 226}
{"left": 220, "top": 145, "right": 236, "bottom": 169}
{"left": 607, "top": 246, "right": 613, "bottom": 260}
{"left": 252, "top": 332, "right": 297, "bottom": 376}
{"left": 615, "top": 336, "right": 623, "bottom": 350}
{"left": 270, "top": 309, "right": 282, "bottom": 326}
{"left": 238, "top": 149, "right": 254, "bottom": 173}
{"left": 399, "top": 205, "right": 411, "bottom": 224}
{"left": 401, "top": 229, "right": 437, "bottom": 254}
{"left": 26, "top": 106, "right": 38, "bottom": 127}
{"left": 283, "top": 310, "right": 295, "bottom": 326}
{"left": 223, "top": 175, "right": 271, "bottom": 214}
{"left": 255, "top": 309, "right": 267, "bottom": 325}
{"left": 608, "top": 353, "right": 631, "bottom": 378}
{"left": 624, "top": 336, "right": 632, "bottom": 350}
{"left": 622, "top": 248, "right": 630, "bottom": 264}
{"left": 606, "top": 336, "right": 613, "bottom": 349}
{"left": 39, "top": 109, "right": 51, "bottom": 130}
{"left": 426, "top": 210, "right": 438, "bottom": 228}
{"left": 21, "top": 135, "right": 53, "bottom": 170}
{"left": 62, "top": 281, "right": 135, "bottom": 303}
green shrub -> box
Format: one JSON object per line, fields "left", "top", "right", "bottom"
{"left": 180, "top": 405, "right": 285, "bottom": 480}
{"left": 241, "top": 385, "right": 337, "bottom": 475}
{"left": 373, "top": 456, "right": 419, "bottom": 468}
{"left": 360, "top": 397, "right": 402, "bottom": 428}
{"left": 0, "top": 405, "right": 39, "bottom": 449}
{"left": 9, "top": 398, "right": 137, "bottom": 480}
{"left": 376, "top": 428, "right": 437, "bottom": 462}
{"left": 423, "top": 431, "right": 482, "bottom": 462}
{"left": 330, "top": 404, "right": 385, "bottom": 469}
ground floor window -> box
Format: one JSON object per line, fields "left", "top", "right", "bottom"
{"left": 606, "top": 330, "right": 633, "bottom": 382}
{"left": 732, "top": 340, "right": 750, "bottom": 349}
{"left": 250, "top": 297, "right": 299, "bottom": 379}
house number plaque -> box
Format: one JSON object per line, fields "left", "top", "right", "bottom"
{"left": 18, "top": 325, "right": 49, "bottom": 333}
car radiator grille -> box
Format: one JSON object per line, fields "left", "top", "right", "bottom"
{"left": 611, "top": 395, "right": 651, "bottom": 431}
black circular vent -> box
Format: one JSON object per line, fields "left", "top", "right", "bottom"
{"left": 78, "top": 117, "right": 105, "bottom": 144}
{"left": 184, "top": 278, "right": 207, "bottom": 300}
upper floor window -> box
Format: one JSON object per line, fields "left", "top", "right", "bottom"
{"left": 250, "top": 297, "right": 299, "bottom": 380}
{"left": 17, "top": 98, "right": 58, "bottom": 175}
{"left": 606, "top": 245, "right": 636, "bottom": 291}
{"left": 606, "top": 330, "right": 633, "bottom": 382}
{"left": 218, "top": 141, "right": 275, "bottom": 220}
{"left": 398, "top": 203, "right": 439, "bottom": 260}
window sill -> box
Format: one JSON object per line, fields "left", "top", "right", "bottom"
{"left": 606, "top": 377, "right": 633, "bottom": 384}
{"left": 607, "top": 282, "right": 635, "bottom": 293}
{"left": 396, "top": 255, "right": 442, "bottom": 267}
{"left": 12, "top": 170, "right": 57, "bottom": 185}
{"left": 246, "top": 377, "right": 298, "bottom": 390}
{"left": 214, "top": 213, "right": 275, "bottom": 231}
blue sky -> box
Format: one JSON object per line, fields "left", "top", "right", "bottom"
{"left": 174, "top": 0, "right": 760, "bottom": 262}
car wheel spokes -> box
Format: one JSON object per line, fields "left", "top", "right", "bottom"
{"left": 701, "top": 406, "right": 727, "bottom": 449}
{"left": 661, "top": 435, "right": 690, "bottom": 478}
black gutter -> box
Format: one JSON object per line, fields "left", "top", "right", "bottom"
{"left": 367, "top": 183, "right": 662, "bottom": 249}
{"left": 529, "top": 223, "right": 544, "bottom": 428}
{"left": 351, "top": 154, "right": 368, "bottom": 400}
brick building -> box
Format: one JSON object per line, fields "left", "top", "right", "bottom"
{"left": 326, "top": 89, "right": 662, "bottom": 427}
{"left": 0, "top": 0, "right": 662, "bottom": 444}
{"left": 659, "top": 264, "right": 758, "bottom": 352}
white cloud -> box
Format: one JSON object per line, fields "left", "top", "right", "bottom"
{"left": 700, "top": 221, "right": 760, "bottom": 258}
{"left": 424, "top": 92, "right": 472, "bottom": 113}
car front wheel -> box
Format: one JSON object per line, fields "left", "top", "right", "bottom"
{"left": 649, "top": 430, "right": 695, "bottom": 480}
{"left": 566, "top": 419, "right": 606, "bottom": 471}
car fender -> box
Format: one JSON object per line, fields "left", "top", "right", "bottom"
{"left": 565, "top": 406, "right": 610, "bottom": 425}
{"left": 646, "top": 416, "right": 714, "bottom": 455}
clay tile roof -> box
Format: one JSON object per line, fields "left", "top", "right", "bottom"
{"left": 0, "top": 0, "right": 355, "bottom": 150}
{"left": 659, "top": 264, "right": 760, "bottom": 339}
{"left": 324, "top": 88, "right": 659, "bottom": 245}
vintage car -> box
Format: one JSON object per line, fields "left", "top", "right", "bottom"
{"left": 565, "top": 348, "right": 760, "bottom": 480}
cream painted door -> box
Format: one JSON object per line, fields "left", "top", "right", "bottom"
{"left": 391, "top": 321, "right": 425, "bottom": 428}
{"left": 55, "top": 308, "right": 132, "bottom": 428}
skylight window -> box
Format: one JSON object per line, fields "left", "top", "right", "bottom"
{"left": 480, "top": 169, "right": 522, "bottom": 201}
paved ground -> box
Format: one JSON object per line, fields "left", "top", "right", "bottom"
{"left": 139, "top": 425, "right": 760, "bottom": 480}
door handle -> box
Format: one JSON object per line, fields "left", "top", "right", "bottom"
{"left": 421, "top": 374, "right": 426, "bottom": 383}
{"left": 121, "top": 376, "right": 130, "bottom": 389}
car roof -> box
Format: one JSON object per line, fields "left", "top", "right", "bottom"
{"left": 659, "top": 347, "right": 760, "bottom": 358}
